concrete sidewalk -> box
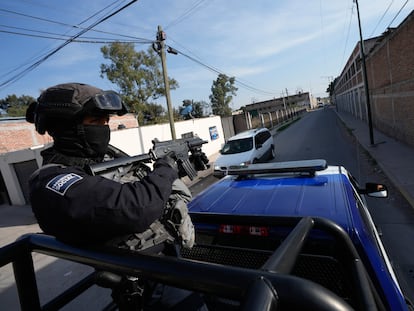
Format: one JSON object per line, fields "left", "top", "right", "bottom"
{"left": 335, "top": 109, "right": 414, "bottom": 209}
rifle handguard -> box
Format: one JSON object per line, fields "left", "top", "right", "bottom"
{"left": 87, "top": 137, "right": 209, "bottom": 181}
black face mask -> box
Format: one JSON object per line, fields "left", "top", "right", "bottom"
{"left": 82, "top": 124, "right": 110, "bottom": 157}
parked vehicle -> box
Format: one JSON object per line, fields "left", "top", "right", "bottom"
{"left": 213, "top": 127, "right": 274, "bottom": 178}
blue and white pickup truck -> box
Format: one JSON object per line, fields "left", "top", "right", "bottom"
{"left": 186, "top": 159, "right": 411, "bottom": 310}
{"left": 1, "top": 159, "right": 412, "bottom": 310}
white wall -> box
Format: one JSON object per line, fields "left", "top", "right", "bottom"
{"left": 109, "top": 116, "right": 225, "bottom": 158}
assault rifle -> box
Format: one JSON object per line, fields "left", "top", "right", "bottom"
{"left": 87, "top": 136, "right": 210, "bottom": 181}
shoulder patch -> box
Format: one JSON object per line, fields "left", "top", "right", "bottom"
{"left": 46, "top": 173, "right": 83, "bottom": 196}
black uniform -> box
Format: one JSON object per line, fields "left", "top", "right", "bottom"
{"left": 29, "top": 157, "right": 178, "bottom": 245}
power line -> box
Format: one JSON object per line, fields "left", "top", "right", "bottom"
{"left": 0, "top": 1, "right": 133, "bottom": 82}
{"left": 0, "top": 0, "right": 139, "bottom": 90}
{"left": 164, "top": 0, "right": 209, "bottom": 30}
{"left": 76, "top": 0, "right": 126, "bottom": 26}
{"left": 0, "top": 3, "right": 145, "bottom": 81}
{"left": 0, "top": 8, "right": 76, "bottom": 28}
{"left": 0, "top": 29, "right": 151, "bottom": 44}
{"left": 370, "top": 0, "right": 394, "bottom": 36}
{"left": 0, "top": 7, "right": 150, "bottom": 41}
{"left": 166, "top": 34, "right": 281, "bottom": 96}
{"left": 387, "top": 0, "right": 410, "bottom": 28}
{"left": 169, "top": 45, "right": 280, "bottom": 97}
{"left": 0, "top": 25, "right": 152, "bottom": 44}
{"left": 0, "top": 1, "right": 124, "bottom": 27}
{"left": 340, "top": 3, "right": 355, "bottom": 72}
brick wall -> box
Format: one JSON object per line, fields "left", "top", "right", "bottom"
{"left": 0, "top": 114, "right": 139, "bottom": 154}
{"left": 0, "top": 120, "right": 52, "bottom": 154}
{"left": 367, "top": 11, "right": 414, "bottom": 147}
{"left": 334, "top": 11, "right": 414, "bottom": 148}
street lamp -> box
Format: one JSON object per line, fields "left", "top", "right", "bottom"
{"left": 354, "top": 0, "right": 375, "bottom": 145}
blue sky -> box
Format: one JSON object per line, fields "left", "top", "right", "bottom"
{"left": 0, "top": 0, "right": 413, "bottom": 111}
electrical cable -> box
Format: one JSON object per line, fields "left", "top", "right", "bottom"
{"left": 0, "top": 29, "right": 151, "bottom": 44}
{"left": 164, "top": 0, "right": 209, "bottom": 30}
{"left": 0, "top": 7, "right": 150, "bottom": 41}
{"left": 165, "top": 34, "right": 282, "bottom": 96}
{"left": 0, "top": 5, "right": 122, "bottom": 79}
{"left": 167, "top": 34, "right": 279, "bottom": 96}
{"left": 0, "top": 3, "right": 150, "bottom": 82}
{"left": 0, "top": 0, "right": 139, "bottom": 90}
{"left": 169, "top": 45, "right": 280, "bottom": 97}
{"left": 370, "top": 0, "right": 394, "bottom": 36}
{"left": 340, "top": 3, "right": 355, "bottom": 73}
{"left": 387, "top": 0, "right": 410, "bottom": 28}
{"left": 76, "top": 0, "right": 126, "bottom": 25}
{"left": 0, "top": 25, "right": 152, "bottom": 43}
{"left": 0, "top": 8, "right": 76, "bottom": 28}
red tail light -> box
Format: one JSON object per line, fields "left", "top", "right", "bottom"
{"left": 219, "top": 225, "right": 269, "bottom": 237}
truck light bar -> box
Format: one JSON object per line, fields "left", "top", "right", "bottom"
{"left": 227, "top": 159, "right": 327, "bottom": 176}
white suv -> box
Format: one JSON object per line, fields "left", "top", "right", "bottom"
{"left": 213, "top": 128, "right": 274, "bottom": 178}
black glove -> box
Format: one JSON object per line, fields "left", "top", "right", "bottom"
{"left": 155, "top": 151, "right": 178, "bottom": 173}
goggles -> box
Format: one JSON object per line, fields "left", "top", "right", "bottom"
{"left": 88, "top": 91, "right": 128, "bottom": 116}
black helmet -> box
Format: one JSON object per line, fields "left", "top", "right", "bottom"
{"left": 26, "top": 82, "right": 128, "bottom": 134}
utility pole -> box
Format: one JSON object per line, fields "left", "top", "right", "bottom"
{"left": 355, "top": 0, "right": 374, "bottom": 145}
{"left": 156, "top": 25, "right": 176, "bottom": 139}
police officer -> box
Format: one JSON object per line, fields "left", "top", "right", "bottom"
{"left": 26, "top": 82, "right": 208, "bottom": 310}
{"left": 26, "top": 82, "right": 183, "bottom": 245}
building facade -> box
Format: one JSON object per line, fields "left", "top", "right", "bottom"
{"left": 333, "top": 10, "right": 414, "bottom": 147}
{"left": 244, "top": 92, "right": 313, "bottom": 116}
{"left": 232, "top": 92, "right": 314, "bottom": 132}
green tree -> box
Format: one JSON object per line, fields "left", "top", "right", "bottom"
{"left": 209, "top": 74, "right": 237, "bottom": 117}
{"left": 0, "top": 94, "right": 36, "bottom": 117}
{"left": 142, "top": 103, "right": 168, "bottom": 124}
{"left": 173, "top": 107, "right": 181, "bottom": 121}
{"left": 192, "top": 101, "right": 206, "bottom": 118}
{"left": 100, "top": 42, "right": 179, "bottom": 116}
